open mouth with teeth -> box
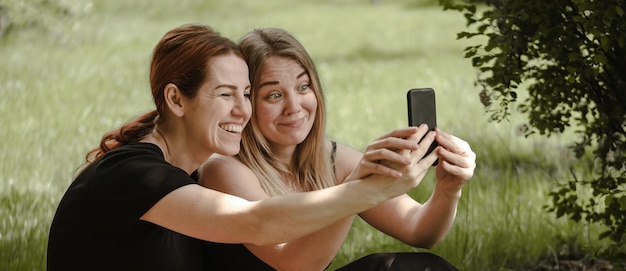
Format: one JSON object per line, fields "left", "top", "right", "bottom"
{"left": 220, "top": 124, "right": 244, "bottom": 133}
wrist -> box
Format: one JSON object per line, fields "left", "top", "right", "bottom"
{"left": 343, "top": 179, "right": 384, "bottom": 210}
{"left": 434, "top": 185, "right": 463, "bottom": 200}
{"left": 348, "top": 174, "right": 399, "bottom": 207}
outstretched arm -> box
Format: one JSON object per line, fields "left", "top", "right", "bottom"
{"left": 360, "top": 128, "right": 476, "bottom": 248}
{"left": 189, "top": 126, "right": 435, "bottom": 271}
{"left": 198, "top": 154, "right": 353, "bottom": 271}
{"left": 139, "top": 126, "right": 436, "bottom": 249}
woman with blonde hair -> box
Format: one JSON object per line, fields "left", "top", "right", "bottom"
{"left": 199, "top": 27, "right": 476, "bottom": 270}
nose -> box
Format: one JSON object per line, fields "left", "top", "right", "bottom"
{"left": 283, "top": 93, "right": 302, "bottom": 115}
{"left": 233, "top": 94, "right": 251, "bottom": 121}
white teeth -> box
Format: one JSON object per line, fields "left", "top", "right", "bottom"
{"left": 220, "top": 124, "right": 243, "bottom": 133}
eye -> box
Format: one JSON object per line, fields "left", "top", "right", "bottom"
{"left": 267, "top": 92, "right": 282, "bottom": 100}
{"left": 298, "top": 84, "right": 310, "bottom": 92}
{"left": 244, "top": 92, "right": 251, "bottom": 100}
{"left": 220, "top": 92, "right": 233, "bottom": 98}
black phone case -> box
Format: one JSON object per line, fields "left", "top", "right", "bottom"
{"left": 407, "top": 88, "right": 438, "bottom": 166}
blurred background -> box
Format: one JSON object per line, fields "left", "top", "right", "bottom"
{"left": 0, "top": 0, "right": 611, "bottom": 270}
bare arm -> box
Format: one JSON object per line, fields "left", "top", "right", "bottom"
{"left": 139, "top": 126, "right": 437, "bottom": 248}
{"left": 194, "top": 127, "right": 432, "bottom": 270}
{"left": 140, "top": 176, "right": 382, "bottom": 246}
{"left": 359, "top": 128, "right": 476, "bottom": 248}
{"left": 199, "top": 128, "right": 432, "bottom": 270}
{"left": 199, "top": 154, "right": 353, "bottom": 271}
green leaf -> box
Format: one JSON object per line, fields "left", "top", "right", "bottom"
{"left": 600, "top": 36, "right": 611, "bottom": 52}
{"left": 605, "top": 195, "right": 615, "bottom": 206}
{"left": 593, "top": 53, "right": 607, "bottom": 64}
{"left": 619, "top": 195, "right": 626, "bottom": 210}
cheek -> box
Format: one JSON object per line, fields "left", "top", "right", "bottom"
{"left": 304, "top": 95, "right": 318, "bottom": 115}
{"left": 254, "top": 104, "right": 275, "bottom": 126}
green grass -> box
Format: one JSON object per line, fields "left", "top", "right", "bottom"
{"left": 0, "top": 0, "right": 611, "bottom": 270}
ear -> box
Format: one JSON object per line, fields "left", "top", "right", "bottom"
{"left": 164, "top": 83, "right": 185, "bottom": 118}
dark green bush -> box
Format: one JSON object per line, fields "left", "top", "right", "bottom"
{"left": 439, "top": 0, "right": 626, "bottom": 259}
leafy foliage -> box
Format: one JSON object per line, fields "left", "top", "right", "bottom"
{"left": 439, "top": 0, "right": 626, "bottom": 258}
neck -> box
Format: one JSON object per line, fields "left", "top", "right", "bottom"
{"left": 270, "top": 143, "right": 297, "bottom": 169}
{"left": 149, "top": 127, "right": 203, "bottom": 175}
{"left": 154, "top": 128, "right": 171, "bottom": 162}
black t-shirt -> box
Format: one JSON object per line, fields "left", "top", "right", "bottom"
{"left": 203, "top": 242, "right": 276, "bottom": 270}
{"left": 47, "top": 143, "right": 203, "bottom": 271}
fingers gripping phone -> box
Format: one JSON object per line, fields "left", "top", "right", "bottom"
{"left": 407, "top": 88, "right": 438, "bottom": 166}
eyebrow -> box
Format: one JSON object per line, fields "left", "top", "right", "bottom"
{"left": 257, "top": 71, "right": 308, "bottom": 89}
{"left": 215, "top": 84, "right": 250, "bottom": 89}
{"left": 296, "top": 71, "right": 307, "bottom": 79}
{"left": 213, "top": 83, "right": 251, "bottom": 91}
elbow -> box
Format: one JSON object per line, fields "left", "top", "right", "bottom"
{"left": 249, "top": 238, "right": 278, "bottom": 247}
{"left": 405, "top": 236, "right": 443, "bottom": 249}
{"left": 246, "top": 228, "right": 282, "bottom": 246}
{"left": 420, "top": 242, "right": 437, "bottom": 250}
{"left": 236, "top": 205, "right": 288, "bottom": 246}
{"left": 244, "top": 217, "right": 289, "bottom": 246}
{"left": 407, "top": 241, "right": 436, "bottom": 250}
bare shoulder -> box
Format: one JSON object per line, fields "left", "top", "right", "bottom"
{"left": 201, "top": 154, "right": 246, "bottom": 172}
{"left": 333, "top": 142, "right": 363, "bottom": 160}
{"left": 199, "top": 154, "right": 268, "bottom": 200}
{"left": 198, "top": 154, "right": 257, "bottom": 193}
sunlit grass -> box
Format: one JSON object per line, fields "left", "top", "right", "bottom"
{"left": 0, "top": 0, "right": 609, "bottom": 270}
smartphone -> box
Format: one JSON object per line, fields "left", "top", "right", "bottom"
{"left": 407, "top": 88, "right": 438, "bottom": 166}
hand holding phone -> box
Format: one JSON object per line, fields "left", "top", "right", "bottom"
{"left": 407, "top": 88, "right": 438, "bottom": 166}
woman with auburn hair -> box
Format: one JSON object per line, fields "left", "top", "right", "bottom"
{"left": 199, "top": 27, "right": 476, "bottom": 270}
{"left": 46, "top": 24, "right": 433, "bottom": 271}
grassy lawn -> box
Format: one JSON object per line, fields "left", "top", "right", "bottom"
{"left": 0, "top": 0, "right": 612, "bottom": 270}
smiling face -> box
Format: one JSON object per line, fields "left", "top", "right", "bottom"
{"left": 254, "top": 56, "right": 318, "bottom": 150}
{"left": 182, "top": 53, "right": 251, "bottom": 156}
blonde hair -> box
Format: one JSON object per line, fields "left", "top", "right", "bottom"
{"left": 238, "top": 28, "right": 335, "bottom": 196}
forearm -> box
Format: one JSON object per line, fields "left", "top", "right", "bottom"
{"left": 245, "top": 216, "right": 353, "bottom": 271}
{"left": 248, "top": 176, "right": 397, "bottom": 245}
{"left": 407, "top": 186, "right": 461, "bottom": 248}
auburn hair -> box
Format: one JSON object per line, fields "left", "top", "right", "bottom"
{"left": 85, "top": 24, "right": 242, "bottom": 163}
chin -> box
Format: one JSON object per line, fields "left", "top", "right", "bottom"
{"left": 292, "top": 136, "right": 308, "bottom": 145}
{"left": 217, "top": 147, "right": 240, "bottom": 156}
